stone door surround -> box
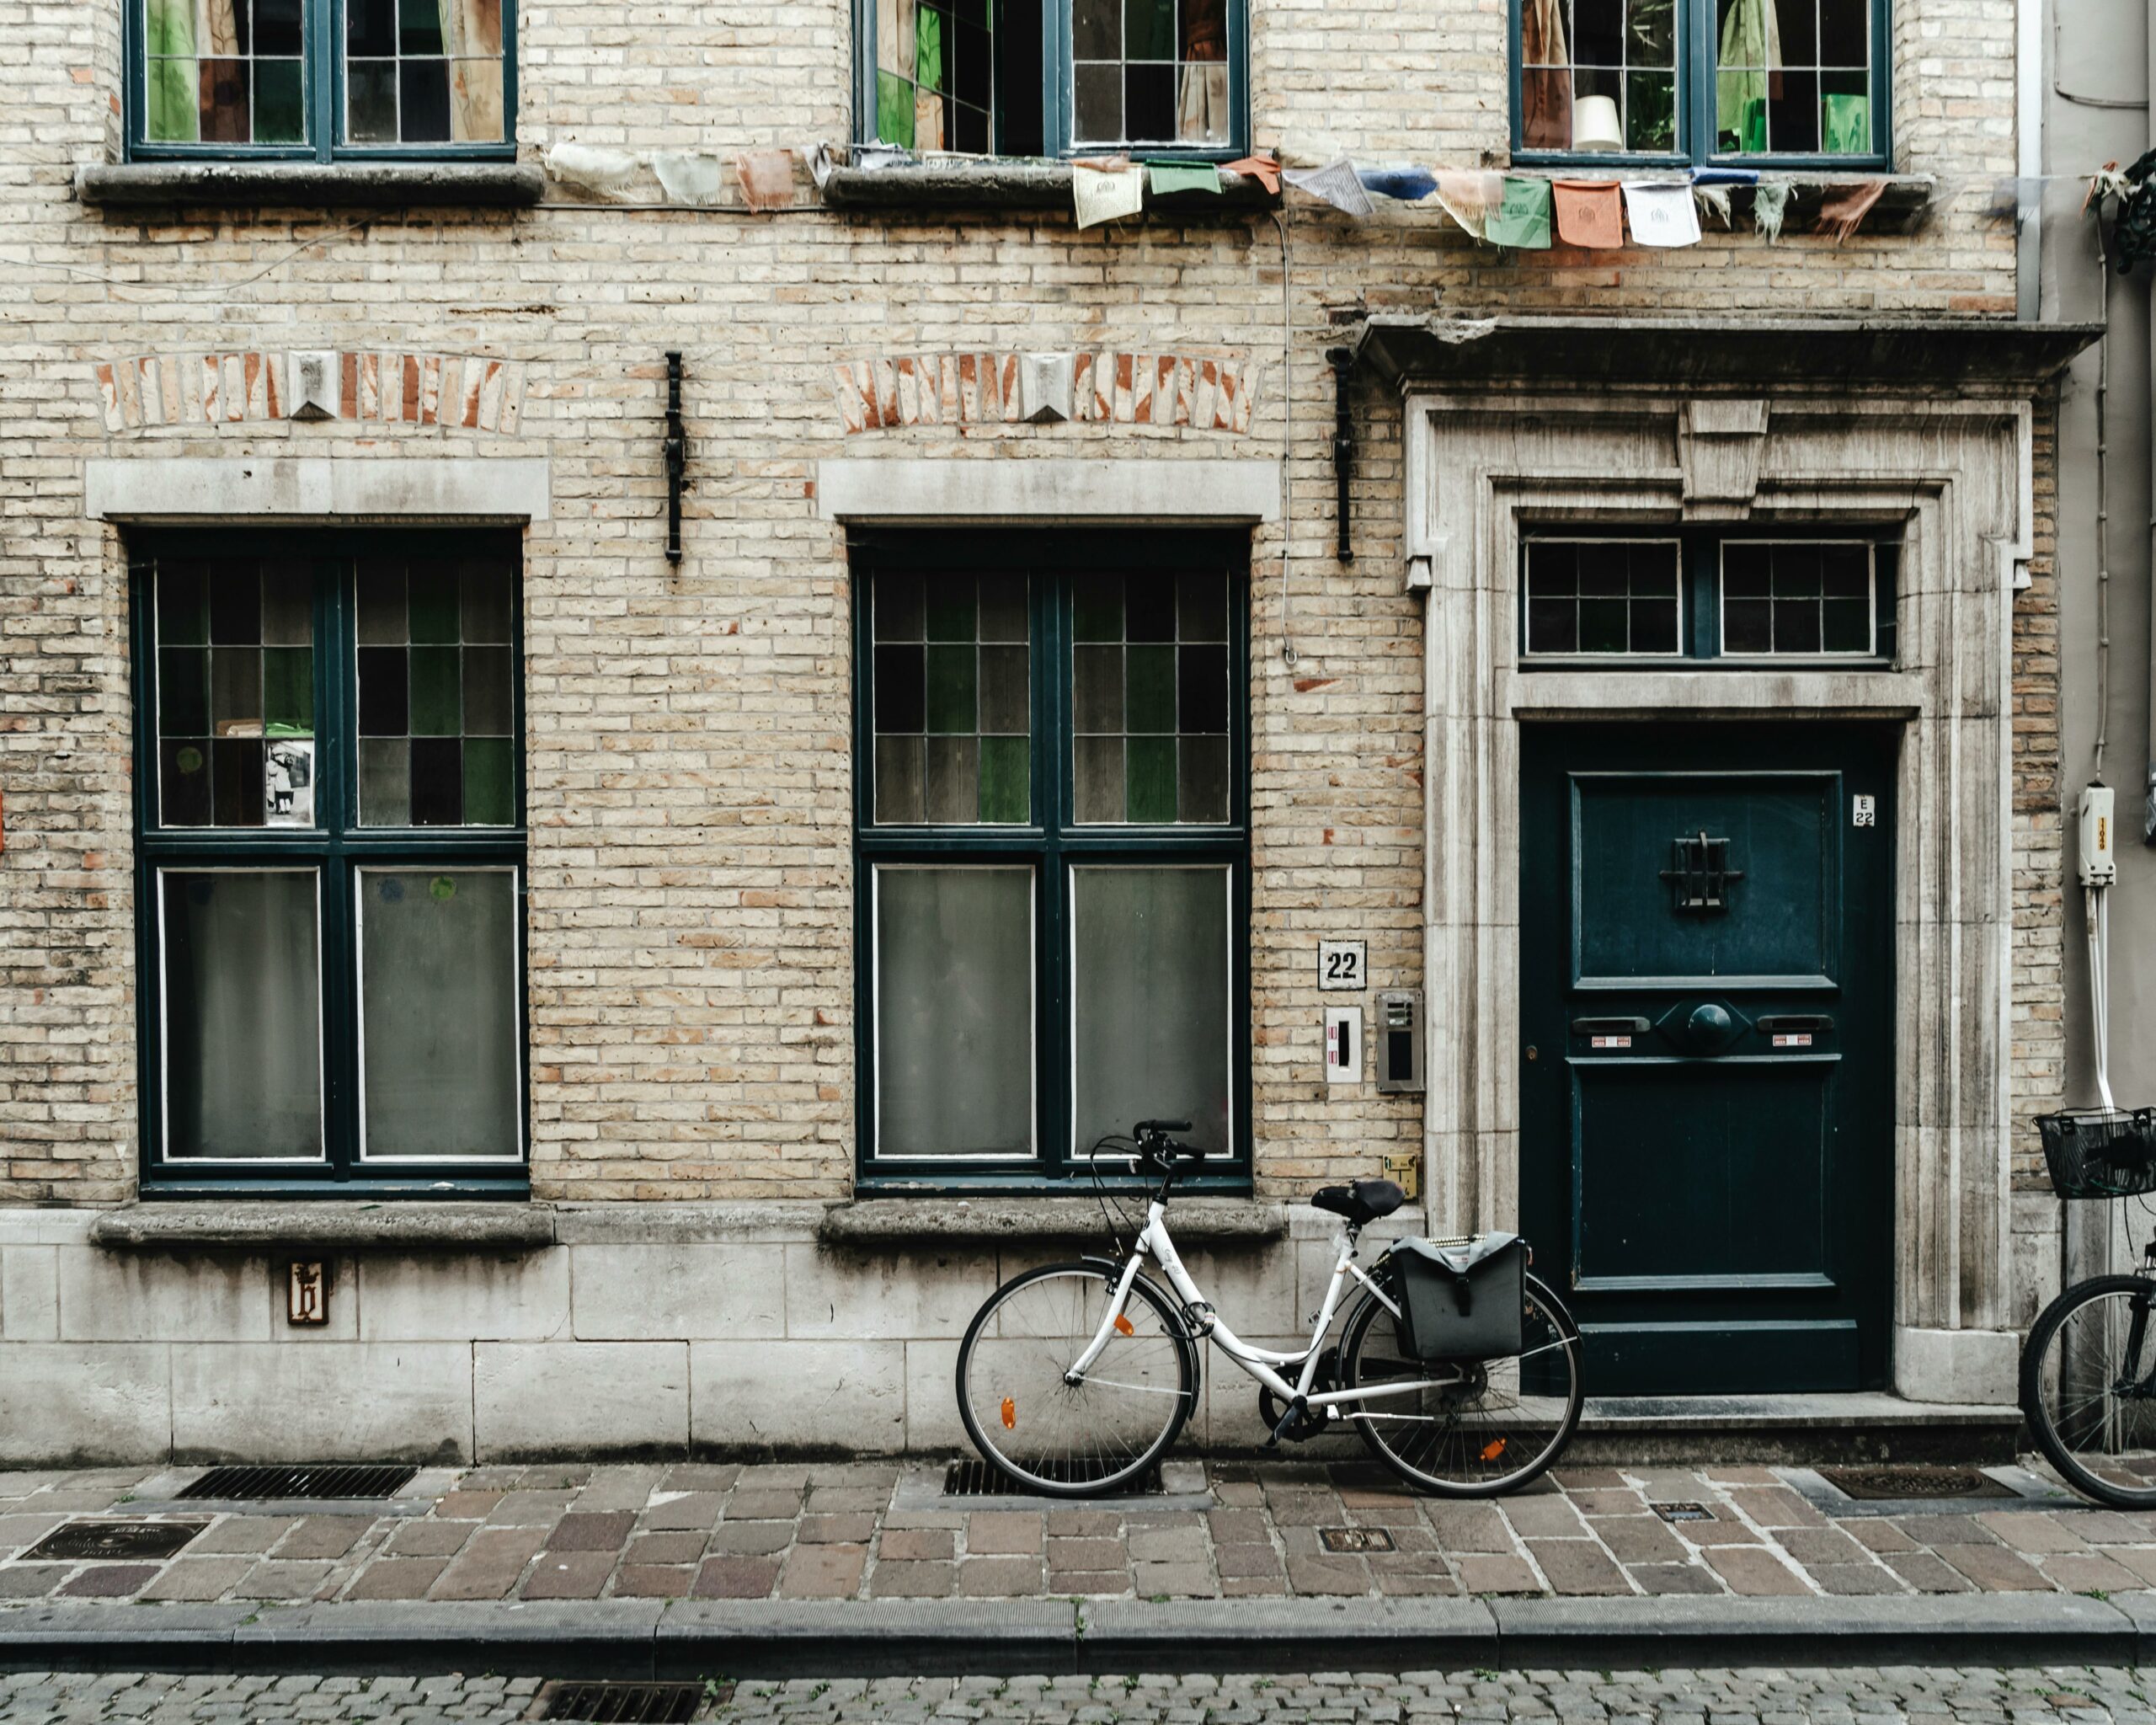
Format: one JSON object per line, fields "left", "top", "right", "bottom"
{"left": 1405, "top": 385, "right": 2032, "bottom": 1407}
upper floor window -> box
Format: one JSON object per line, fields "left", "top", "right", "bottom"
{"left": 1513, "top": 0, "right": 1886, "bottom": 165}
{"left": 858, "top": 0, "right": 1245, "bottom": 158}
{"left": 133, "top": 0, "right": 515, "bottom": 158}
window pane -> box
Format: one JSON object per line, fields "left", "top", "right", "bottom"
{"left": 877, "top": 0, "right": 991, "bottom": 154}
{"left": 1718, "top": 0, "right": 1871, "bottom": 155}
{"left": 341, "top": 0, "right": 508, "bottom": 144}
{"left": 1518, "top": 0, "right": 1681, "bottom": 155}
{"left": 160, "top": 870, "right": 322, "bottom": 1160}
{"left": 1071, "top": 866, "right": 1230, "bottom": 1157}
{"left": 1522, "top": 540, "right": 1678, "bottom": 656}
{"left": 1071, "top": 0, "right": 1230, "bottom": 147}
{"left": 1070, "top": 572, "right": 1235, "bottom": 824}
{"left": 875, "top": 867, "right": 1034, "bottom": 1156}
{"left": 142, "top": 0, "right": 311, "bottom": 147}
{"left": 360, "top": 869, "right": 520, "bottom": 1158}
{"left": 873, "top": 573, "right": 1029, "bottom": 825}
{"left": 1720, "top": 542, "right": 1874, "bottom": 654}
{"left": 355, "top": 555, "right": 518, "bottom": 825}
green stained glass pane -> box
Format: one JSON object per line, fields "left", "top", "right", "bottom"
{"left": 408, "top": 574, "right": 461, "bottom": 644}
{"left": 1126, "top": 736, "right": 1177, "bottom": 823}
{"left": 924, "top": 644, "right": 976, "bottom": 734}
{"left": 915, "top": 3, "right": 945, "bottom": 95}
{"left": 876, "top": 71, "right": 916, "bottom": 147}
{"left": 263, "top": 648, "right": 312, "bottom": 733}
{"left": 1075, "top": 736, "right": 1123, "bottom": 824}
{"left": 462, "top": 737, "right": 515, "bottom": 825}
{"left": 925, "top": 575, "right": 976, "bottom": 642}
{"left": 978, "top": 735, "right": 1029, "bottom": 824}
{"left": 144, "top": 0, "right": 194, "bottom": 56}
{"left": 1073, "top": 582, "right": 1122, "bottom": 642}
{"left": 360, "top": 738, "right": 411, "bottom": 825}
{"left": 408, "top": 646, "right": 461, "bottom": 735}
{"left": 1124, "top": 645, "right": 1175, "bottom": 733}
{"left": 147, "top": 56, "right": 200, "bottom": 140}
{"left": 255, "top": 58, "right": 305, "bottom": 143}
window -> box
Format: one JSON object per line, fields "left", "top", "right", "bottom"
{"left": 1513, "top": 0, "right": 1886, "bottom": 164}
{"left": 131, "top": 0, "right": 514, "bottom": 158}
{"left": 133, "top": 534, "right": 526, "bottom": 1192}
{"left": 857, "top": 0, "right": 1244, "bottom": 158}
{"left": 1519, "top": 529, "right": 1895, "bottom": 665}
{"left": 854, "top": 535, "right": 1249, "bottom": 1186}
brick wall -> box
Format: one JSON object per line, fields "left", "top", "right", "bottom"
{"left": 0, "top": 0, "right": 2034, "bottom": 1204}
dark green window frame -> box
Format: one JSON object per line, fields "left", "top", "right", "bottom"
{"left": 1517, "top": 524, "right": 1900, "bottom": 668}
{"left": 851, "top": 531, "right": 1252, "bottom": 1193}
{"left": 125, "top": 0, "right": 518, "bottom": 163}
{"left": 130, "top": 529, "right": 530, "bottom": 1199}
{"left": 1508, "top": 0, "right": 1891, "bottom": 170}
{"left": 851, "top": 0, "right": 1250, "bottom": 160}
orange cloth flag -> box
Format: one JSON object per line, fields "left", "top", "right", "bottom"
{"left": 1221, "top": 153, "right": 1283, "bottom": 194}
{"left": 1815, "top": 179, "right": 1886, "bottom": 245}
{"left": 1551, "top": 179, "right": 1624, "bottom": 248}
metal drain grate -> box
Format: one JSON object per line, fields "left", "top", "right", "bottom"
{"left": 177, "top": 1464, "right": 419, "bottom": 1502}
{"left": 1818, "top": 1465, "right": 2012, "bottom": 1502}
{"left": 1652, "top": 1502, "right": 1715, "bottom": 1523}
{"left": 28, "top": 1521, "right": 205, "bottom": 1561}
{"left": 1319, "top": 1526, "right": 1396, "bottom": 1553}
{"left": 942, "top": 1457, "right": 1164, "bottom": 1497}
{"left": 529, "top": 1680, "right": 715, "bottom": 1722}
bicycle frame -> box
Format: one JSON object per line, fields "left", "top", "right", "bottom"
{"left": 1066, "top": 1199, "right": 1457, "bottom": 1415}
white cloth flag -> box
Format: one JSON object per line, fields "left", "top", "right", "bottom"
{"left": 1622, "top": 179, "right": 1701, "bottom": 247}
{"left": 1283, "top": 158, "right": 1374, "bottom": 220}
{"left": 1074, "top": 164, "right": 1145, "bottom": 229}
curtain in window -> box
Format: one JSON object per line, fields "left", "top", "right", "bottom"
{"left": 1717, "top": 0, "right": 1783, "bottom": 152}
{"left": 1173, "top": 0, "right": 1227, "bottom": 145}
{"left": 1519, "top": 0, "right": 1569, "bottom": 152}
{"left": 874, "top": 0, "right": 947, "bottom": 148}
{"left": 144, "top": 0, "right": 241, "bottom": 141}
{"left": 438, "top": 0, "right": 506, "bottom": 142}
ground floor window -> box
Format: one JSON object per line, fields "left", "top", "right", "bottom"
{"left": 852, "top": 531, "right": 1250, "bottom": 1188}
{"left": 131, "top": 531, "right": 527, "bottom": 1193}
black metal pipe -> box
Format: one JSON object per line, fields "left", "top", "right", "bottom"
{"left": 1327, "top": 346, "right": 1353, "bottom": 563}
{"left": 664, "top": 351, "right": 686, "bottom": 564}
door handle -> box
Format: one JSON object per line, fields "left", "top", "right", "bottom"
{"left": 1757, "top": 1014, "right": 1835, "bottom": 1033}
{"left": 1571, "top": 1017, "right": 1651, "bottom": 1035}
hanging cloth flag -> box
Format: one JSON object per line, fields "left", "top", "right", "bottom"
{"left": 1690, "top": 167, "right": 1758, "bottom": 187}
{"left": 1483, "top": 176, "right": 1553, "bottom": 248}
{"left": 1074, "top": 163, "right": 1145, "bottom": 228}
{"left": 1551, "top": 179, "right": 1623, "bottom": 248}
{"left": 1717, "top": 0, "right": 1781, "bottom": 154}
{"left": 1752, "top": 179, "right": 1791, "bottom": 242}
{"left": 734, "top": 150, "right": 798, "bottom": 212}
{"left": 1622, "top": 179, "right": 1701, "bottom": 246}
{"left": 1431, "top": 170, "right": 1505, "bottom": 241}
{"left": 1357, "top": 164, "right": 1438, "bottom": 202}
{"left": 653, "top": 151, "right": 725, "bottom": 206}
{"left": 1148, "top": 160, "right": 1223, "bottom": 196}
{"left": 1693, "top": 184, "right": 1734, "bottom": 227}
{"left": 1283, "top": 158, "right": 1374, "bottom": 219}
{"left": 1816, "top": 179, "right": 1886, "bottom": 244}
{"left": 1221, "top": 153, "right": 1282, "bottom": 193}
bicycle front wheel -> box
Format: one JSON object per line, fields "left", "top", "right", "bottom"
{"left": 955, "top": 1262, "right": 1196, "bottom": 1498}
{"left": 2022, "top": 1274, "right": 2156, "bottom": 1508}
{"left": 1338, "top": 1268, "right": 1583, "bottom": 1497}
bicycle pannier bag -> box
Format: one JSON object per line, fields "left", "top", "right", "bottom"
{"left": 1388, "top": 1234, "right": 1526, "bottom": 1361}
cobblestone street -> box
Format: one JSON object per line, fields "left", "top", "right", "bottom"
{"left": 3, "top": 1665, "right": 2156, "bottom": 1723}
{"left": 0, "top": 1459, "right": 2138, "bottom": 1607}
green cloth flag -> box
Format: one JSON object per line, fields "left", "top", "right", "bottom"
{"left": 1148, "top": 160, "right": 1222, "bottom": 196}
{"left": 1484, "top": 177, "right": 1553, "bottom": 248}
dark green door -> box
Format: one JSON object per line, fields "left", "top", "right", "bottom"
{"left": 1519, "top": 723, "right": 1896, "bottom": 1395}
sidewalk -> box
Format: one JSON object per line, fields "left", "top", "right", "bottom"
{"left": 2, "top": 1457, "right": 2154, "bottom": 1674}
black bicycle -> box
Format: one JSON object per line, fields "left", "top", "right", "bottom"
{"left": 2020, "top": 1105, "right": 2156, "bottom": 1506}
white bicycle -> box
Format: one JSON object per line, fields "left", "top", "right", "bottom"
{"left": 955, "top": 1119, "right": 1585, "bottom": 1498}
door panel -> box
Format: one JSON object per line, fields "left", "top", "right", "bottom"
{"left": 1521, "top": 723, "right": 1895, "bottom": 1396}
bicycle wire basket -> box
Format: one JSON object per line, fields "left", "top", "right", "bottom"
{"left": 2036, "top": 1107, "right": 2156, "bottom": 1199}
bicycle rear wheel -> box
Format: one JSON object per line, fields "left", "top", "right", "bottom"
{"left": 2022, "top": 1274, "right": 2156, "bottom": 1509}
{"left": 955, "top": 1262, "right": 1196, "bottom": 1498}
{"left": 1338, "top": 1268, "right": 1583, "bottom": 1497}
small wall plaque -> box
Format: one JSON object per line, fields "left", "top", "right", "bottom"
{"left": 287, "top": 1260, "right": 328, "bottom": 1326}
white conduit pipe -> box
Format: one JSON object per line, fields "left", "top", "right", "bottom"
{"left": 2088, "top": 881, "right": 2116, "bottom": 1111}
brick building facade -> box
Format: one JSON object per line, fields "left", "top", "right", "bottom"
{"left": 0, "top": 0, "right": 2094, "bottom": 1459}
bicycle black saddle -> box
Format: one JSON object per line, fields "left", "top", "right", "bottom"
{"left": 1311, "top": 1178, "right": 1406, "bottom": 1226}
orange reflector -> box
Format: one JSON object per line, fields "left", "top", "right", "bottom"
{"left": 1114, "top": 1314, "right": 1134, "bottom": 1337}
{"left": 1480, "top": 1437, "right": 1508, "bottom": 1462}
{"left": 1001, "top": 1397, "right": 1016, "bottom": 1429}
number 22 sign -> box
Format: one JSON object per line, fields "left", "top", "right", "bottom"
{"left": 1319, "top": 940, "right": 1366, "bottom": 991}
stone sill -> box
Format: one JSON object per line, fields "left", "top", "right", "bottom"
{"left": 820, "top": 160, "right": 1277, "bottom": 216}
{"left": 1509, "top": 169, "right": 1937, "bottom": 236}
{"left": 77, "top": 162, "right": 546, "bottom": 211}
{"left": 1508, "top": 669, "right": 1929, "bottom": 719}
{"left": 89, "top": 1202, "right": 553, "bottom": 1254}
{"left": 819, "top": 1197, "right": 1289, "bottom": 1248}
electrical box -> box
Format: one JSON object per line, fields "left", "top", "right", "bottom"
{"left": 2081, "top": 783, "right": 2117, "bottom": 886}
{"left": 1324, "top": 1007, "right": 1359, "bottom": 1086}
{"left": 1375, "top": 990, "right": 1424, "bottom": 1094}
